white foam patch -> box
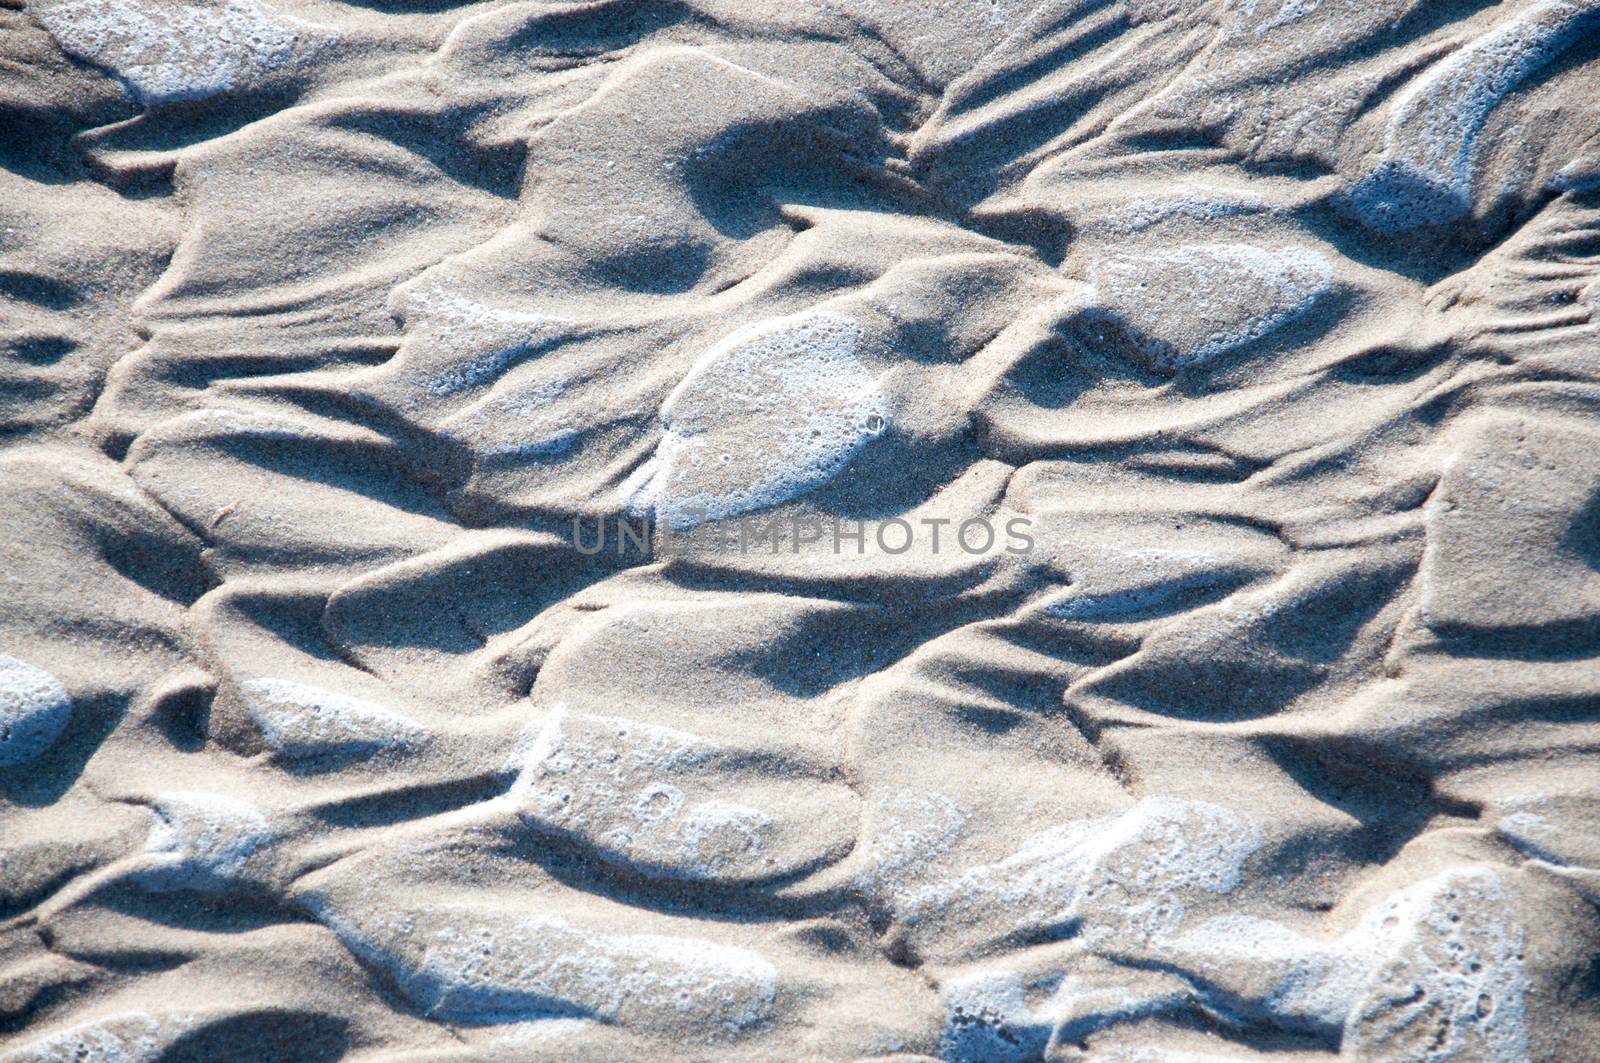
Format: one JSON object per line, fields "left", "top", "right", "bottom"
{"left": 940, "top": 967, "right": 1231, "bottom": 1063}
{"left": 940, "top": 967, "right": 1240, "bottom": 1063}
{"left": 138, "top": 791, "right": 272, "bottom": 892}
{"left": 1086, "top": 243, "right": 1332, "bottom": 370}
{"left": 1043, "top": 966, "right": 1204, "bottom": 1050}
{"left": 0, "top": 1011, "right": 194, "bottom": 1063}
{"left": 239, "top": 677, "right": 427, "bottom": 761}
{"left": 854, "top": 790, "right": 967, "bottom": 903}
{"left": 1344, "top": 868, "right": 1529, "bottom": 1061}
{"left": 1259, "top": 0, "right": 1322, "bottom": 33}
{"left": 507, "top": 707, "right": 774, "bottom": 882}
{"left": 1348, "top": 0, "right": 1600, "bottom": 230}
{"left": 1495, "top": 805, "right": 1565, "bottom": 865}
{"left": 624, "top": 311, "right": 887, "bottom": 529}
{"left": 1046, "top": 546, "right": 1244, "bottom": 620}
{"left": 944, "top": 956, "right": 1230, "bottom": 1060}
{"left": 1095, "top": 1050, "right": 1255, "bottom": 1063}
{"left": 1231, "top": 0, "right": 1325, "bottom": 36}
{"left": 441, "top": 379, "right": 579, "bottom": 460}
{"left": 178, "top": 408, "right": 322, "bottom": 441}
{"left": 1169, "top": 866, "right": 1529, "bottom": 1058}
{"left": 492, "top": 1017, "right": 596, "bottom": 1044}
{"left": 394, "top": 285, "right": 573, "bottom": 398}
{"left": 0, "top": 655, "right": 72, "bottom": 767}
{"left": 29, "top": 0, "right": 326, "bottom": 106}
{"left": 316, "top": 902, "right": 777, "bottom": 1033}
{"left": 940, "top": 972, "right": 1054, "bottom": 1063}
{"left": 1087, "top": 185, "right": 1268, "bottom": 236}
{"left": 903, "top": 798, "right": 1261, "bottom": 949}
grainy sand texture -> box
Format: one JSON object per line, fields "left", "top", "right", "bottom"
{"left": 4, "top": 0, "right": 1600, "bottom": 1060}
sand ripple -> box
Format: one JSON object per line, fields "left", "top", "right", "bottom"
{"left": 6, "top": 0, "right": 1599, "bottom": 1058}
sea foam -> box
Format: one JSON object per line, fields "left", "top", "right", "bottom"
{"left": 239, "top": 677, "right": 427, "bottom": 762}
{"left": 137, "top": 791, "right": 273, "bottom": 892}
{"left": 313, "top": 901, "right": 778, "bottom": 1034}
{"left": 0, "top": 655, "right": 71, "bottom": 768}
{"left": 903, "top": 798, "right": 1261, "bottom": 949}
{"left": 1348, "top": 0, "right": 1600, "bottom": 230}
{"left": 1084, "top": 244, "right": 1332, "bottom": 371}
{"left": 30, "top": 0, "right": 324, "bottom": 106}
{"left": 508, "top": 708, "right": 794, "bottom": 882}
{"left": 624, "top": 311, "right": 887, "bottom": 529}
{"left": 0, "top": 1011, "right": 194, "bottom": 1063}
{"left": 1169, "top": 866, "right": 1530, "bottom": 1058}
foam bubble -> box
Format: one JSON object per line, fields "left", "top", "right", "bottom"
{"left": 0, "top": 655, "right": 72, "bottom": 768}
{"left": 138, "top": 791, "right": 272, "bottom": 892}
{"left": 903, "top": 798, "right": 1261, "bottom": 949}
{"left": 239, "top": 677, "right": 427, "bottom": 761}
{"left": 1169, "top": 866, "right": 1529, "bottom": 1057}
{"left": 624, "top": 311, "right": 887, "bottom": 529}
{"left": 1085, "top": 243, "right": 1332, "bottom": 370}
{"left": 316, "top": 902, "right": 778, "bottom": 1033}
{"left": 1347, "top": 0, "right": 1600, "bottom": 230}
{"left": 940, "top": 972, "right": 1053, "bottom": 1063}
{"left": 854, "top": 790, "right": 967, "bottom": 905}
{"left": 1046, "top": 546, "right": 1245, "bottom": 620}
{"left": 508, "top": 707, "right": 774, "bottom": 881}
{"left": 0, "top": 1011, "right": 192, "bottom": 1063}
{"left": 1087, "top": 185, "right": 1267, "bottom": 236}
{"left": 30, "top": 0, "right": 325, "bottom": 106}
{"left": 394, "top": 285, "right": 572, "bottom": 398}
{"left": 1345, "top": 868, "right": 1529, "bottom": 1062}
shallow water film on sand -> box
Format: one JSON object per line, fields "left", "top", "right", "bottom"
{"left": 4, "top": 0, "right": 1600, "bottom": 1059}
